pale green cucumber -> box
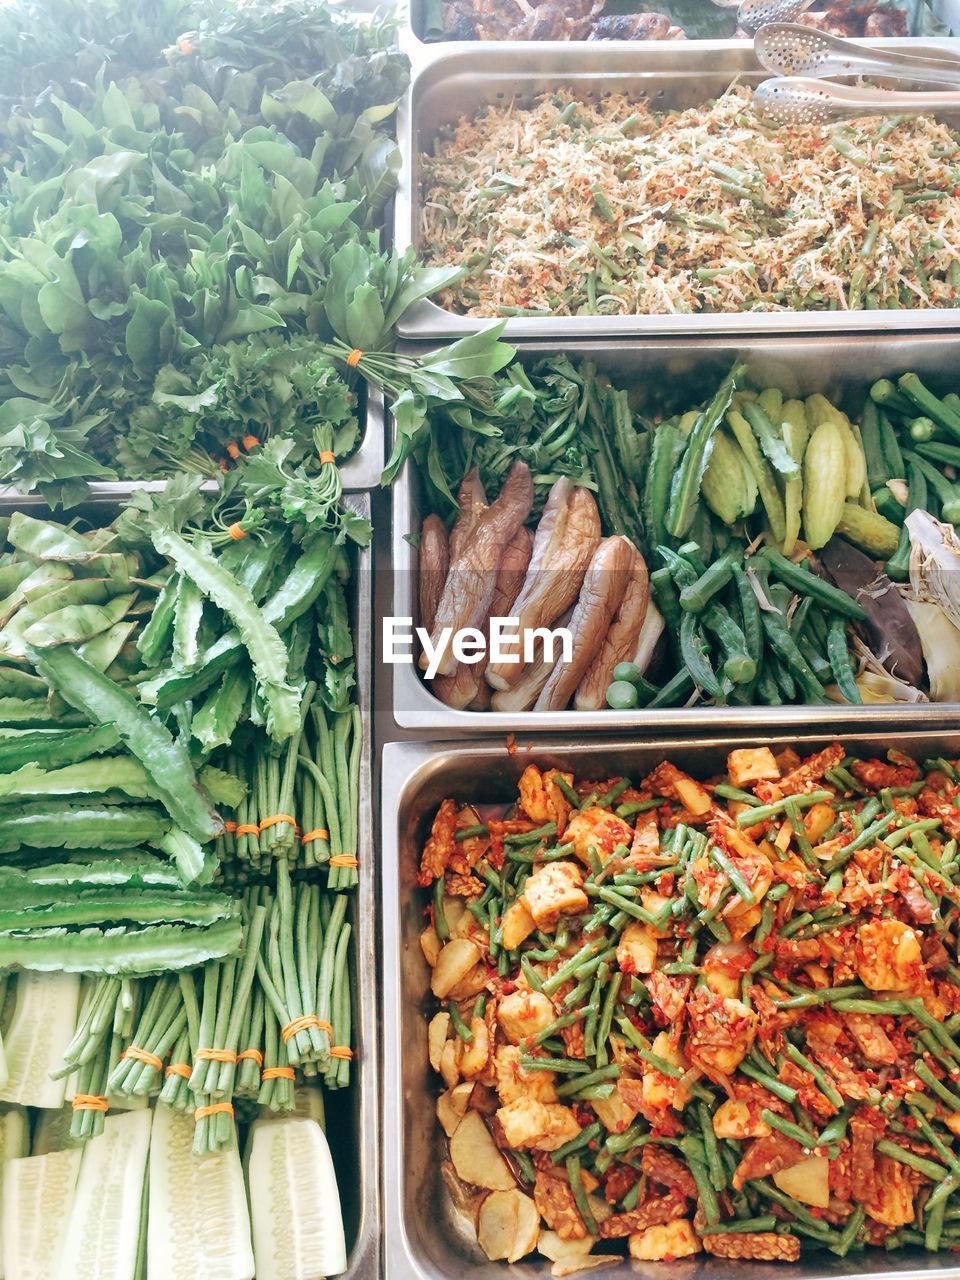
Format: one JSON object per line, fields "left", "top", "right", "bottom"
{"left": 59, "top": 1109, "right": 152, "bottom": 1280}
{"left": 0, "top": 973, "right": 80, "bottom": 1109}
{"left": 248, "top": 1116, "right": 347, "bottom": 1280}
{"left": 3, "top": 1147, "right": 82, "bottom": 1279}
{"left": 148, "top": 1106, "right": 253, "bottom": 1280}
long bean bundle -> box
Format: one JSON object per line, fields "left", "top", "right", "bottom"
{"left": 422, "top": 744, "right": 960, "bottom": 1265}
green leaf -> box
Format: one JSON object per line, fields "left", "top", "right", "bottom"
{"left": 125, "top": 294, "right": 174, "bottom": 378}
{"left": 261, "top": 81, "right": 337, "bottom": 130}
{"left": 357, "top": 134, "right": 400, "bottom": 223}
{"left": 344, "top": 282, "right": 386, "bottom": 351}
{"left": 323, "top": 241, "right": 371, "bottom": 343}
{"left": 381, "top": 263, "right": 465, "bottom": 333}
{"left": 419, "top": 321, "right": 516, "bottom": 380}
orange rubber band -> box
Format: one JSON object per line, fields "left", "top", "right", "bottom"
{"left": 281, "top": 1014, "right": 321, "bottom": 1044}
{"left": 237, "top": 1048, "right": 264, "bottom": 1067}
{"left": 330, "top": 1046, "right": 354, "bottom": 1061}
{"left": 263, "top": 1066, "right": 296, "bottom": 1081}
{"left": 242, "top": 434, "right": 261, "bottom": 451}
{"left": 122, "top": 1046, "right": 163, "bottom": 1071}
{"left": 319, "top": 451, "right": 336, "bottom": 465}
{"left": 195, "top": 1048, "right": 237, "bottom": 1064}
{"left": 345, "top": 348, "right": 363, "bottom": 368}
{"left": 316, "top": 1019, "right": 333, "bottom": 1035}
{"left": 165, "top": 1063, "right": 191, "bottom": 1079}
{"left": 259, "top": 813, "right": 298, "bottom": 832}
{"left": 329, "top": 854, "right": 359, "bottom": 868}
{"left": 226, "top": 441, "right": 242, "bottom": 460}
{"left": 301, "top": 828, "right": 330, "bottom": 845}
{"left": 224, "top": 820, "right": 238, "bottom": 834}
{"left": 72, "top": 1093, "right": 109, "bottom": 1112}
{"left": 235, "top": 823, "right": 259, "bottom": 837}
{"left": 228, "top": 523, "right": 246, "bottom": 541}
{"left": 195, "top": 1102, "right": 234, "bottom": 1121}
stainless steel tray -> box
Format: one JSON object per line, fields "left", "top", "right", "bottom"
{"left": 382, "top": 728, "right": 960, "bottom": 1280}
{"left": 0, "top": 388, "right": 385, "bottom": 506}
{"left": 0, "top": 491, "right": 380, "bottom": 1280}
{"left": 395, "top": 37, "right": 960, "bottom": 340}
{"left": 400, "top": 2, "right": 960, "bottom": 45}
{"left": 390, "top": 331, "right": 960, "bottom": 735}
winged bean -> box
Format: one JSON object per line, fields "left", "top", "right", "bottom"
{"left": 0, "top": 801, "right": 169, "bottom": 851}
{"left": 28, "top": 643, "right": 221, "bottom": 843}
{"left": 23, "top": 593, "right": 135, "bottom": 648}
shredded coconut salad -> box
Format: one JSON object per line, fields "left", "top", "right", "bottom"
{"left": 419, "top": 88, "right": 960, "bottom": 317}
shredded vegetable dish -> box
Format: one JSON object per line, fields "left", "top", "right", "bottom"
{"left": 421, "top": 744, "right": 960, "bottom": 1266}
{"left": 420, "top": 88, "right": 960, "bottom": 317}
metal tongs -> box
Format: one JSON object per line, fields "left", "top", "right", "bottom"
{"left": 737, "top": 0, "right": 813, "bottom": 33}
{"left": 751, "top": 22, "right": 960, "bottom": 124}
{"left": 756, "top": 23, "right": 960, "bottom": 86}
{"left": 754, "top": 75, "right": 960, "bottom": 125}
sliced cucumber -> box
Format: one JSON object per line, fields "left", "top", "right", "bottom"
{"left": 3, "top": 1147, "right": 82, "bottom": 1279}
{"left": 248, "top": 1117, "right": 347, "bottom": 1280}
{"left": 148, "top": 1106, "right": 253, "bottom": 1280}
{"left": 0, "top": 972, "right": 80, "bottom": 1109}
{"left": 59, "top": 1109, "right": 152, "bottom": 1280}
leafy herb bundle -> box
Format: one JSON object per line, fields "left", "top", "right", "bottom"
{"left": 0, "top": 0, "right": 468, "bottom": 502}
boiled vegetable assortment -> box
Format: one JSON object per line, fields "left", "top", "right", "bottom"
{"left": 415, "top": 358, "right": 960, "bottom": 709}
{"left": 421, "top": 744, "right": 960, "bottom": 1266}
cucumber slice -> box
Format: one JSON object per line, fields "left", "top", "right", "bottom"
{"left": 0, "top": 973, "right": 80, "bottom": 1109}
{"left": 148, "top": 1106, "right": 253, "bottom": 1280}
{"left": 248, "top": 1117, "right": 347, "bottom": 1280}
{"left": 3, "top": 1147, "right": 82, "bottom": 1279}
{"left": 59, "top": 1109, "right": 152, "bottom": 1280}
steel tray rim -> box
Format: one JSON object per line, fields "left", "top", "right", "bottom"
{"left": 0, "top": 390, "right": 384, "bottom": 507}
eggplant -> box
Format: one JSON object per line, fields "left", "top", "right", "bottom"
{"left": 820, "top": 538, "right": 924, "bottom": 688}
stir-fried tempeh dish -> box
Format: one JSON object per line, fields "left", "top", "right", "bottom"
{"left": 420, "top": 88, "right": 960, "bottom": 317}
{"left": 420, "top": 745, "right": 960, "bottom": 1266}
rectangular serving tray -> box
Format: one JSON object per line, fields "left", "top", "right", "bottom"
{"left": 0, "top": 490, "right": 380, "bottom": 1280}
{"left": 400, "top": 1, "right": 960, "bottom": 44}
{"left": 381, "top": 728, "right": 960, "bottom": 1280}
{"left": 390, "top": 332, "right": 960, "bottom": 735}
{"left": 395, "top": 37, "right": 960, "bottom": 339}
